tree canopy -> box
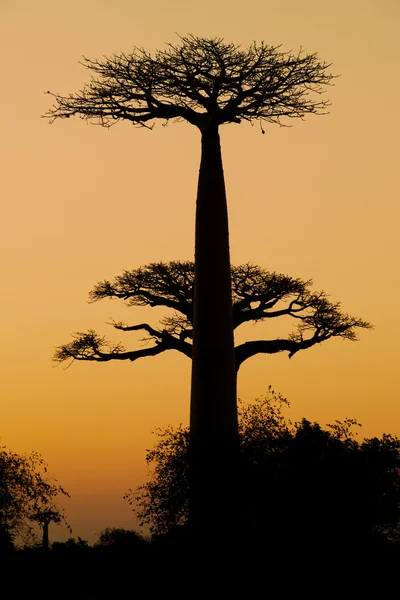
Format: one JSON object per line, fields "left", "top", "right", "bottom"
{"left": 45, "top": 35, "right": 334, "bottom": 132}
{"left": 0, "top": 445, "right": 69, "bottom": 551}
{"left": 127, "top": 389, "right": 400, "bottom": 549}
{"left": 54, "top": 262, "right": 371, "bottom": 370}
{"left": 95, "top": 527, "right": 148, "bottom": 551}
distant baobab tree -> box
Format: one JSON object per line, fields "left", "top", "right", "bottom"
{"left": 29, "top": 507, "right": 67, "bottom": 551}
{"left": 54, "top": 261, "right": 371, "bottom": 372}
{"left": 45, "top": 35, "right": 335, "bottom": 542}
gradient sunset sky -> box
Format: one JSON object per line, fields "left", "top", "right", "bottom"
{"left": 2, "top": 0, "right": 399, "bottom": 542}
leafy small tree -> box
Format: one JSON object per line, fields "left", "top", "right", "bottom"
{"left": 95, "top": 528, "right": 149, "bottom": 555}
{"left": 54, "top": 261, "right": 370, "bottom": 369}
{"left": 0, "top": 445, "right": 69, "bottom": 552}
{"left": 45, "top": 35, "right": 335, "bottom": 540}
{"left": 127, "top": 389, "right": 400, "bottom": 552}
{"left": 51, "top": 537, "right": 90, "bottom": 555}
{"left": 126, "top": 424, "right": 190, "bottom": 538}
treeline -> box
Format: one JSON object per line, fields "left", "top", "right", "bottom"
{"left": 3, "top": 390, "right": 400, "bottom": 569}
{"left": 7, "top": 528, "right": 150, "bottom": 559}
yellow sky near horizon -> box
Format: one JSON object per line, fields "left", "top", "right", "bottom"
{"left": 1, "top": 0, "right": 399, "bottom": 542}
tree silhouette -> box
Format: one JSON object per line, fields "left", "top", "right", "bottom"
{"left": 54, "top": 261, "right": 370, "bottom": 370}
{"left": 45, "top": 35, "right": 335, "bottom": 540}
{"left": 51, "top": 536, "right": 90, "bottom": 556}
{"left": 29, "top": 506, "right": 68, "bottom": 551}
{"left": 95, "top": 527, "right": 148, "bottom": 553}
{"left": 128, "top": 390, "right": 400, "bottom": 556}
{"left": 0, "top": 445, "right": 69, "bottom": 552}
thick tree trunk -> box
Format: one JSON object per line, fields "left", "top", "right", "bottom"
{"left": 189, "top": 124, "right": 239, "bottom": 546}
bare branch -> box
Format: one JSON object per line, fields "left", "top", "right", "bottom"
{"left": 54, "top": 262, "right": 371, "bottom": 370}
{"left": 90, "top": 262, "right": 194, "bottom": 320}
{"left": 111, "top": 320, "right": 163, "bottom": 339}
{"left": 44, "top": 35, "right": 335, "bottom": 132}
{"left": 53, "top": 325, "right": 192, "bottom": 365}
{"left": 235, "top": 336, "right": 324, "bottom": 370}
{"left": 235, "top": 307, "right": 372, "bottom": 370}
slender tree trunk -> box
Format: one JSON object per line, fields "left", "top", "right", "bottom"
{"left": 189, "top": 123, "right": 239, "bottom": 546}
{"left": 42, "top": 521, "right": 49, "bottom": 551}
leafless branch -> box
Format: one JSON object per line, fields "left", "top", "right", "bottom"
{"left": 44, "top": 35, "right": 335, "bottom": 132}
{"left": 54, "top": 262, "right": 371, "bottom": 369}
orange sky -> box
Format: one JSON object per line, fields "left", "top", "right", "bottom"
{"left": 1, "top": 0, "right": 399, "bottom": 542}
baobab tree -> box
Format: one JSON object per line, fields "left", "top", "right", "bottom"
{"left": 45, "top": 35, "right": 335, "bottom": 542}
{"left": 54, "top": 261, "right": 370, "bottom": 371}
{"left": 29, "top": 507, "right": 67, "bottom": 551}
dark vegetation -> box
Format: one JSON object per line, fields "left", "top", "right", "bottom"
{"left": 45, "top": 35, "right": 335, "bottom": 540}
{"left": 0, "top": 444, "right": 69, "bottom": 553}
{"left": 129, "top": 390, "right": 400, "bottom": 554}
{"left": 18, "top": 34, "right": 393, "bottom": 589}
{"left": 2, "top": 395, "right": 400, "bottom": 594}
{"left": 3, "top": 393, "right": 400, "bottom": 565}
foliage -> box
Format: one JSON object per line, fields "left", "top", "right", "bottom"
{"left": 94, "top": 528, "right": 149, "bottom": 554}
{"left": 51, "top": 537, "right": 90, "bottom": 555}
{"left": 0, "top": 445, "right": 69, "bottom": 549}
{"left": 125, "top": 426, "right": 190, "bottom": 537}
{"left": 127, "top": 388, "right": 400, "bottom": 546}
{"left": 54, "top": 262, "right": 371, "bottom": 369}
{"left": 45, "top": 35, "right": 335, "bottom": 132}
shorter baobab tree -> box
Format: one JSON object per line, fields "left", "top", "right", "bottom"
{"left": 55, "top": 261, "right": 371, "bottom": 372}
{"left": 29, "top": 507, "right": 69, "bottom": 551}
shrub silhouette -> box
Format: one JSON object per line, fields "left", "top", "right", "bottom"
{"left": 128, "top": 389, "right": 400, "bottom": 554}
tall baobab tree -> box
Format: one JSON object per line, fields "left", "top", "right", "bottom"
{"left": 54, "top": 261, "right": 370, "bottom": 371}
{"left": 45, "top": 36, "right": 335, "bottom": 542}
